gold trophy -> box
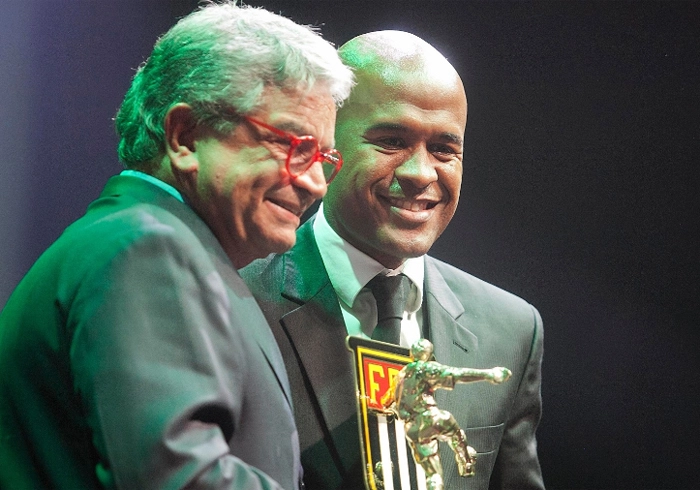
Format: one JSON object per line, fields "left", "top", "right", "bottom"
{"left": 380, "top": 339, "right": 511, "bottom": 490}
{"left": 348, "top": 336, "right": 511, "bottom": 490}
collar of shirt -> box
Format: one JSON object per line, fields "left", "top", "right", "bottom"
{"left": 313, "top": 202, "right": 424, "bottom": 347}
{"left": 120, "top": 169, "right": 184, "bottom": 203}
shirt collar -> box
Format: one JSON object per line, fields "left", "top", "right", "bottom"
{"left": 313, "top": 202, "right": 424, "bottom": 312}
{"left": 120, "top": 169, "right": 184, "bottom": 203}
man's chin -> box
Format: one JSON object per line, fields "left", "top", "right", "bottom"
{"left": 265, "top": 233, "right": 297, "bottom": 256}
{"left": 381, "top": 230, "right": 435, "bottom": 257}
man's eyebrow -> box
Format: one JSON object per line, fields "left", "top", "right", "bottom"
{"left": 365, "top": 122, "right": 408, "bottom": 133}
{"left": 274, "top": 121, "right": 308, "bottom": 136}
{"left": 439, "top": 132, "right": 464, "bottom": 146}
{"left": 274, "top": 120, "right": 335, "bottom": 150}
{"left": 365, "top": 122, "right": 463, "bottom": 146}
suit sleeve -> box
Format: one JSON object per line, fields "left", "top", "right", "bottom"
{"left": 490, "top": 306, "right": 545, "bottom": 490}
{"left": 67, "top": 226, "right": 284, "bottom": 490}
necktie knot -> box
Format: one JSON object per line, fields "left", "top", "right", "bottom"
{"left": 367, "top": 273, "right": 410, "bottom": 344}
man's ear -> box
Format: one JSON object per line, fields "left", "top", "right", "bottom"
{"left": 164, "top": 103, "right": 199, "bottom": 172}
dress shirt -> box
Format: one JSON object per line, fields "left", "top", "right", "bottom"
{"left": 313, "top": 203, "right": 424, "bottom": 348}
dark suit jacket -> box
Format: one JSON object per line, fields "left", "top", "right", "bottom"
{"left": 240, "top": 217, "right": 544, "bottom": 490}
{"left": 0, "top": 175, "right": 301, "bottom": 489}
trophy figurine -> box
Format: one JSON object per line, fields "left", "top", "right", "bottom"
{"left": 380, "top": 339, "right": 512, "bottom": 490}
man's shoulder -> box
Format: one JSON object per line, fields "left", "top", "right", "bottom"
{"left": 68, "top": 190, "right": 196, "bottom": 253}
{"left": 425, "top": 255, "right": 539, "bottom": 318}
{"left": 424, "top": 255, "right": 503, "bottom": 295}
{"left": 239, "top": 253, "right": 283, "bottom": 293}
{"left": 35, "top": 178, "right": 217, "bottom": 286}
{"left": 2, "top": 180, "right": 215, "bottom": 322}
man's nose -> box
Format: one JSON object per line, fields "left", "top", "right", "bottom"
{"left": 291, "top": 160, "right": 328, "bottom": 199}
{"left": 395, "top": 147, "right": 438, "bottom": 188}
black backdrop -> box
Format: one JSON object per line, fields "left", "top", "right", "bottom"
{"left": 1, "top": 1, "right": 698, "bottom": 489}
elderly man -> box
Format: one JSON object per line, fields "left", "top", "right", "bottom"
{"left": 241, "top": 30, "right": 544, "bottom": 489}
{"left": 0, "top": 2, "right": 352, "bottom": 489}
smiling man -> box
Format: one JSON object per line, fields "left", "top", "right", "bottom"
{"left": 240, "top": 31, "right": 544, "bottom": 490}
{"left": 0, "top": 2, "right": 352, "bottom": 489}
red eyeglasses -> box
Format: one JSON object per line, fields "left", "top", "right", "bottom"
{"left": 243, "top": 116, "right": 343, "bottom": 184}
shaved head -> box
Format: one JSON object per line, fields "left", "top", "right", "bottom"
{"left": 338, "top": 31, "right": 466, "bottom": 111}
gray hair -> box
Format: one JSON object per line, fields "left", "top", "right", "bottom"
{"left": 115, "top": 1, "right": 354, "bottom": 169}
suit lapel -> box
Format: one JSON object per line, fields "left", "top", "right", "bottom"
{"left": 424, "top": 257, "right": 479, "bottom": 367}
{"left": 278, "top": 220, "right": 359, "bottom": 472}
{"left": 252, "top": 326, "right": 294, "bottom": 408}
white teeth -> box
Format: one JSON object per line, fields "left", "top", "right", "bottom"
{"left": 389, "top": 197, "right": 431, "bottom": 211}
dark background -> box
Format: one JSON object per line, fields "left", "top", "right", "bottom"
{"left": 2, "top": 1, "right": 698, "bottom": 489}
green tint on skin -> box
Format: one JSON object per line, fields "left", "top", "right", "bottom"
{"left": 324, "top": 31, "right": 467, "bottom": 269}
{"left": 162, "top": 85, "right": 337, "bottom": 268}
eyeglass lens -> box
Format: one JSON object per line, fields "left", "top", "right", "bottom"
{"left": 289, "top": 139, "right": 340, "bottom": 183}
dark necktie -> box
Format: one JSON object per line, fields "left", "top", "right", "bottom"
{"left": 367, "top": 273, "right": 410, "bottom": 345}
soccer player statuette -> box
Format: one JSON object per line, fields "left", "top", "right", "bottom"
{"left": 380, "top": 339, "right": 512, "bottom": 490}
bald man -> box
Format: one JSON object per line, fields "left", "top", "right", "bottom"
{"left": 241, "top": 31, "right": 545, "bottom": 490}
